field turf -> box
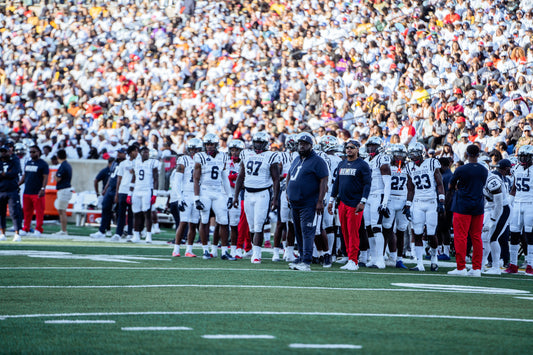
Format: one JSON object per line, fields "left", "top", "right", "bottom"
{"left": 1, "top": 235, "right": 532, "bottom": 354}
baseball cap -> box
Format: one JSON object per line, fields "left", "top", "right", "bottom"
{"left": 297, "top": 132, "right": 314, "bottom": 144}
{"left": 117, "top": 148, "right": 127, "bottom": 154}
{"left": 496, "top": 159, "right": 512, "bottom": 169}
{"left": 455, "top": 116, "right": 466, "bottom": 123}
{"left": 524, "top": 125, "right": 532, "bottom": 131}
{"left": 0, "top": 145, "right": 9, "bottom": 151}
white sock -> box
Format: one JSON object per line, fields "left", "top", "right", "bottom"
{"left": 230, "top": 245, "right": 237, "bottom": 256}
{"left": 221, "top": 246, "right": 228, "bottom": 255}
{"left": 173, "top": 245, "right": 179, "bottom": 254}
{"left": 236, "top": 248, "right": 243, "bottom": 257}
{"left": 211, "top": 244, "right": 218, "bottom": 257}
{"left": 415, "top": 246, "right": 424, "bottom": 263}
{"left": 264, "top": 231, "right": 271, "bottom": 244}
{"left": 282, "top": 240, "right": 287, "bottom": 249}
{"left": 202, "top": 245, "right": 209, "bottom": 253}
{"left": 430, "top": 247, "right": 437, "bottom": 264}
{"left": 390, "top": 251, "right": 397, "bottom": 263}
{"left": 422, "top": 240, "right": 428, "bottom": 249}
{"left": 146, "top": 232, "right": 152, "bottom": 239}
{"left": 369, "top": 237, "right": 376, "bottom": 262}
{"left": 444, "top": 244, "right": 450, "bottom": 256}
{"left": 528, "top": 245, "right": 533, "bottom": 266}
{"left": 336, "top": 237, "right": 341, "bottom": 253}
{"left": 133, "top": 231, "right": 140, "bottom": 238}
{"left": 510, "top": 244, "right": 519, "bottom": 265}
{"left": 286, "top": 246, "right": 294, "bottom": 257}
{"left": 327, "top": 233, "right": 335, "bottom": 254}
{"left": 273, "top": 247, "right": 280, "bottom": 258}
{"left": 374, "top": 233, "right": 384, "bottom": 262}
{"left": 490, "top": 241, "right": 501, "bottom": 269}
{"left": 186, "top": 245, "right": 193, "bottom": 254}
{"left": 360, "top": 250, "right": 368, "bottom": 263}
{"left": 410, "top": 242, "right": 415, "bottom": 255}
{"left": 482, "top": 240, "right": 490, "bottom": 268}
{"left": 313, "top": 244, "right": 318, "bottom": 258}
{"left": 154, "top": 223, "right": 159, "bottom": 230}
{"left": 253, "top": 245, "right": 262, "bottom": 259}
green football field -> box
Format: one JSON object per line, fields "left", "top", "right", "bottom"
{"left": 1, "top": 235, "right": 532, "bottom": 354}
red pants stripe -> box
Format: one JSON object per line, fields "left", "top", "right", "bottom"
{"left": 237, "top": 200, "right": 252, "bottom": 252}
{"left": 23, "top": 194, "right": 45, "bottom": 233}
{"left": 338, "top": 201, "right": 363, "bottom": 264}
{"left": 452, "top": 212, "right": 483, "bottom": 270}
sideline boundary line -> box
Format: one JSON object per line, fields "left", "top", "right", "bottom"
{"left": 1, "top": 311, "right": 532, "bottom": 323}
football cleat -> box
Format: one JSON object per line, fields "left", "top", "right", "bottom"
{"left": 91, "top": 231, "right": 106, "bottom": 239}
{"left": 234, "top": 254, "right": 242, "bottom": 259}
{"left": 342, "top": 260, "right": 359, "bottom": 271}
{"left": 358, "top": 262, "right": 367, "bottom": 268}
{"left": 447, "top": 268, "right": 467, "bottom": 276}
{"left": 111, "top": 234, "right": 121, "bottom": 241}
{"left": 12, "top": 234, "right": 21, "bottom": 242}
{"left": 504, "top": 264, "right": 518, "bottom": 274}
{"left": 184, "top": 252, "right": 196, "bottom": 258}
{"left": 526, "top": 265, "right": 533, "bottom": 276}
{"left": 294, "top": 263, "right": 311, "bottom": 271}
{"left": 202, "top": 250, "right": 212, "bottom": 260}
{"left": 251, "top": 258, "right": 261, "bottom": 264}
{"left": 272, "top": 256, "right": 281, "bottom": 262}
{"left": 430, "top": 263, "right": 439, "bottom": 272}
{"left": 0, "top": 234, "right": 6, "bottom": 241}
{"left": 322, "top": 254, "right": 332, "bottom": 268}
{"left": 33, "top": 230, "right": 42, "bottom": 237}
{"left": 396, "top": 260, "right": 408, "bottom": 269}
{"left": 18, "top": 230, "right": 28, "bottom": 236}
{"left": 438, "top": 254, "right": 451, "bottom": 261}
{"left": 483, "top": 267, "right": 502, "bottom": 275}
{"left": 467, "top": 268, "right": 482, "bottom": 277}
{"left": 264, "top": 240, "right": 272, "bottom": 248}
{"left": 172, "top": 252, "right": 180, "bottom": 257}
{"left": 289, "top": 262, "right": 300, "bottom": 270}
{"left": 221, "top": 252, "right": 236, "bottom": 261}
{"left": 336, "top": 256, "right": 349, "bottom": 264}
{"left": 410, "top": 264, "right": 425, "bottom": 272}
{"left": 145, "top": 235, "right": 152, "bottom": 243}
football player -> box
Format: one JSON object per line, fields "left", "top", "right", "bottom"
{"left": 363, "top": 137, "right": 392, "bottom": 269}
{"left": 193, "top": 133, "right": 233, "bottom": 260}
{"left": 227, "top": 139, "right": 245, "bottom": 260}
{"left": 382, "top": 144, "right": 409, "bottom": 269}
{"left": 405, "top": 142, "right": 445, "bottom": 272}
{"left": 273, "top": 134, "right": 296, "bottom": 262}
{"left": 508, "top": 145, "right": 533, "bottom": 275}
{"left": 233, "top": 132, "right": 280, "bottom": 264}
{"left": 171, "top": 138, "right": 203, "bottom": 258}
{"left": 481, "top": 159, "right": 512, "bottom": 275}
{"left": 128, "top": 146, "right": 159, "bottom": 243}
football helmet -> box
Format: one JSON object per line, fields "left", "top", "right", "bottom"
{"left": 203, "top": 133, "right": 219, "bottom": 155}
{"left": 285, "top": 134, "right": 298, "bottom": 152}
{"left": 186, "top": 137, "right": 203, "bottom": 154}
{"left": 408, "top": 142, "right": 426, "bottom": 165}
{"left": 252, "top": 131, "right": 270, "bottom": 153}
{"left": 319, "top": 135, "right": 339, "bottom": 153}
{"left": 365, "top": 136, "right": 383, "bottom": 158}
{"left": 390, "top": 144, "right": 408, "bottom": 166}
{"left": 14, "top": 143, "right": 26, "bottom": 156}
{"left": 517, "top": 145, "right": 533, "bottom": 166}
{"left": 228, "top": 139, "right": 245, "bottom": 150}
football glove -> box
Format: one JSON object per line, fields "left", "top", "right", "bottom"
{"left": 227, "top": 197, "right": 233, "bottom": 209}
{"left": 178, "top": 200, "right": 187, "bottom": 212}
{"left": 151, "top": 195, "right": 157, "bottom": 205}
{"left": 195, "top": 199, "right": 205, "bottom": 210}
{"left": 402, "top": 205, "right": 411, "bottom": 221}
{"left": 378, "top": 204, "right": 390, "bottom": 218}
{"left": 126, "top": 195, "right": 132, "bottom": 205}
{"left": 437, "top": 202, "right": 445, "bottom": 214}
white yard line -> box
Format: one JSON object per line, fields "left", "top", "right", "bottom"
{"left": 515, "top": 296, "right": 533, "bottom": 300}
{"left": 45, "top": 320, "right": 115, "bottom": 324}
{"left": 122, "top": 327, "right": 192, "bottom": 331}
{"left": 1, "top": 266, "right": 531, "bottom": 282}
{"left": 1, "top": 311, "right": 532, "bottom": 323}
{"left": 289, "top": 344, "right": 362, "bottom": 349}
{"left": 202, "top": 335, "right": 275, "bottom": 339}
{"left": 0, "top": 284, "right": 528, "bottom": 295}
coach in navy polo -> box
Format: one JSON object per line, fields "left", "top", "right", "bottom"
{"left": 287, "top": 132, "right": 329, "bottom": 271}
{"left": 0, "top": 145, "right": 22, "bottom": 241}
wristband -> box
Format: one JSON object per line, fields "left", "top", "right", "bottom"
{"left": 360, "top": 198, "right": 367, "bottom": 204}
{"left": 405, "top": 201, "right": 412, "bottom": 207}
{"left": 41, "top": 187, "right": 45, "bottom": 190}
{"left": 329, "top": 197, "right": 336, "bottom": 205}
{"left": 194, "top": 195, "right": 200, "bottom": 201}
{"left": 153, "top": 191, "right": 158, "bottom": 197}
{"left": 438, "top": 194, "right": 445, "bottom": 201}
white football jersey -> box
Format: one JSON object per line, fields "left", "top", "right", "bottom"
{"left": 117, "top": 158, "right": 135, "bottom": 194}
{"left": 240, "top": 150, "right": 279, "bottom": 189}
{"left": 406, "top": 158, "right": 441, "bottom": 200}
{"left": 512, "top": 165, "right": 533, "bottom": 203}
{"left": 365, "top": 153, "right": 391, "bottom": 194}
{"left": 133, "top": 158, "right": 159, "bottom": 193}
{"left": 278, "top": 151, "right": 293, "bottom": 176}
{"left": 390, "top": 164, "right": 408, "bottom": 198}
{"left": 327, "top": 154, "right": 343, "bottom": 187}
{"left": 194, "top": 151, "right": 228, "bottom": 189}
{"left": 177, "top": 154, "right": 195, "bottom": 194}
{"left": 484, "top": 171, "right": 509, "bottom": 207}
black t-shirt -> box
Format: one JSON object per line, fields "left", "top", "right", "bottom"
{"left": 56, "top": 161, "right": 72, "bottom": 190}
{"left": 450, "top": 163, "right": 488, "bottom": 215}
{"left": 24, "top": 159, "right": 49, "bottom": 195}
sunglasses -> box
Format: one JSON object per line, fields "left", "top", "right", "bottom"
{"left": 345, "top": 146, "right": 357, "bottom": 150}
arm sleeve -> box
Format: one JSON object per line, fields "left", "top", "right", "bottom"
{"left": 222, "top": 168, "right": 232, "bottom": 197}
{"left": 381, "top": 174, "right": 391, "bottom": 205}
{"left": 362, "top": 162, "right": 372, "bottom": 199}
{"left": 176, "top": 171, "right": 184, "bottom": 200}
{"left": 491, "top": 192, "right": 503, "bottom": 220}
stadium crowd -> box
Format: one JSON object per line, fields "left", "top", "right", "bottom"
{"left": 1, "top": 0, "right": 533, "bottom": 274}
